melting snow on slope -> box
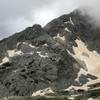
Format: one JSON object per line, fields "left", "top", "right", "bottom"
{"left": 19, "top": 42, "right": 36, "bottom": 48}
{"left": 72, "top": 39, "right": 100, "bottom": 77}
{"left": 65, "top": 27, "right": 71, "bottom": 33}
{"left": 0, "top": 57, "right": 9, "bottom": 65}
{"left": 53, "top": 33, "right": 66, "bottom": 41}
{"left": 7, "top": 50, "right": 23, "bottom": 57}
{"left": 64, "top": 17, "right": 74, "bottom": 26}
{"left": 37, "top": 51, "right": 48, "bottom": 58}
{"left": 66, "top": 39, "right": 100, "bottom": 90}
{"left": 75, "top": 68, "right": 88, "bottom": 82}
{"left": 32, "top": 87, "right": 54, "bottom": 96}
{"left": 69, "top": 17, "right": 74, "bottom": 25}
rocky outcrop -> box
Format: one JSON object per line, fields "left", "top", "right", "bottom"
{"left": 0, "top": 10, "right": 99, "bottom": 97}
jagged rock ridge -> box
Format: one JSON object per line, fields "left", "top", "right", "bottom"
{"left": 0, "top": 10, "right": 100, "bottom": 97}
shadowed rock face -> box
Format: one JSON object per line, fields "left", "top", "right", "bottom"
{"left": 0, "top": 10, "right": 100, "bottom": 97}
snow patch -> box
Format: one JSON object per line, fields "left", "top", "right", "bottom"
{"left": 69, "top": 17, "right": 74, "bottom": 25}
{"left": 67, "top": 39, "right": 100, "bottom": 90}
{"left": 32, "top": 87, "right": 54, "bottom": 96}
{"left": 75, "top": 68, "right": 87, "bottom": 82}
{"left": 43, "top": 43, "right": 48, "bottom": 47}
{"left": 0, "top": 57, "right": 9, "bottom": 65}
{"left": 64, "top": 17, "right": 74, "bottom": 32}
{"left": 53, "top": 34, "right": 65, "bottom": 41}
{"left": 17, "top": 42, "right": 36, "bottom": 49}
{"left": 65, "top": 27, "right": 71, "bottom": 32}
{"left": 64, "top": 17, "right": 74, "bottom": 25}
{"left": 37, "top": 51, "right": 48, "bottom": 58}
{"left": 66, "top": 85, "right": 89, "bottom": 91}
{"left": 72, "top": 39, "right": 100, "bottom": 78}
{"left": 28, "top": 43, "right": 36, "bottom": 48}
{"left": 7, "top": 50, "right": 23, "bottom": 57}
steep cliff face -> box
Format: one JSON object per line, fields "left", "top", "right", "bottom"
{"left": 0, "top": 10, "right": 100, "bottom": 97}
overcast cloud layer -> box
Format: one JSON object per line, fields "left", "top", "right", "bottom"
{"left": 0, "top": 0, "right": 100, "bottom": 40}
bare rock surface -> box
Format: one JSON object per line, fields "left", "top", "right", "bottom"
{"left": 0, "top": 10, "right": 100, "bottom": 97}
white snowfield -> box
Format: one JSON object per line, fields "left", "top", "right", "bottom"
{"left": 67, "top": 39, "right": 100, "bottom": 90}
{"left": 72, "top": 39, "right": 100, "bottom": 77}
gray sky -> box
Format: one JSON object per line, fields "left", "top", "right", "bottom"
{"left": 0, "top": 0, "right": 100, "bottom": 40}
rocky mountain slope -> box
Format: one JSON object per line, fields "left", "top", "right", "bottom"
{"left": 0, "top": 10, "right": 100, "bottom": 97}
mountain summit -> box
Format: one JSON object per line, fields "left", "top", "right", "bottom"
{"left": 0, "top": 10, "right": 100, "bottom": 97}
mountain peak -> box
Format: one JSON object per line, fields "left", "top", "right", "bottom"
{"left": 0, "top": 9, "right": 100, "bottom": 97}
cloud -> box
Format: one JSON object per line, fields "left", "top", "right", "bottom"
{"left": 33, "top": 0, "right": 77, "bottom": 26}
{"left": 76, "top": 0, "right": 100, "bottom": 26}
{"left": 0, "top": 0, "right": 100, "bottom": 40}
{"left": 0, "top": 0, "right": 77, "bottom": 40}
